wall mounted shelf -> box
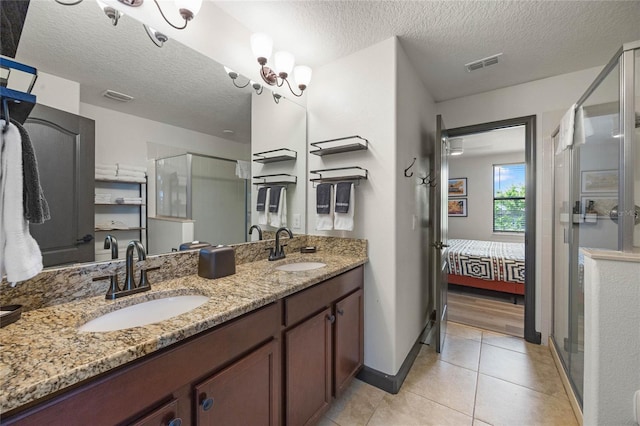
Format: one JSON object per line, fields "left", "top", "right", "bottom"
{"left": 252, "top": 173, "right": 297, "bottom": 186}
{"left": 310, "top": 136, "right": 368, "bottom": 156}
{"left": 253, "top": 148, "right": 297, "bottom": 163}
{"left": 310, "top": 166, "right": 368, "bottom": 184}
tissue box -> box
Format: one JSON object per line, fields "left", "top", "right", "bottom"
{"left": 198, "top": 245, "right": 236, "bottom": 279}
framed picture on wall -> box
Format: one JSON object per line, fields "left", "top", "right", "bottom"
{"left": 581, "top": 170, "right": 618, "bottom": 193}
{"left": 448, "top": 199, "right": 467, "bottom": 217}
{"left": 448, "top": 178, "right": 467, "bottom": 197}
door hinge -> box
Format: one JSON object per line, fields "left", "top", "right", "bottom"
{"left": 432, "top": 241, "right": 449, "bottom": 250}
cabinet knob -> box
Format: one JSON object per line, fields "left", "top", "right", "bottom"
{"left": 337, "top": 309, "right": 344, "bottom": 316}
{"left": 201, "top": 397, "right": 214, "bottom": 411}
{"left": 327, "top": 314, "right": 336, "bottom": 324}
{"left": 167, "top": 418, "right": 182, "bottom": 426}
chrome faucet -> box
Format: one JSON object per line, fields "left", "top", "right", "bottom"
{"left": 103, "top": 235, "right": 118, "bottom": 259}
{"left": 248, "top": 224, "right": 263, "bottom": 241}
{"left": 268, "top": 227, "right": 293, "bottom": 261}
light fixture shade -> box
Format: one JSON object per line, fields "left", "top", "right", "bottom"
{"left": 251, "top": 33, "right": 273, "bottom": 60}
{"left": 96, "top": 0, "right": 108, "bottom": 10}
{"left": 293, "top": 65, "right": 312, "bottom": 87}
{"left": 175, "top": 0, "right": 202, "bottom": 17}
{"left": 274, "top": 51, "right": 295, "bottom": 76}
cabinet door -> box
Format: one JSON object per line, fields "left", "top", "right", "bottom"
{"left": 194, "top": 340, "right": 279, "bottom": 426}
{"left": 285, "top": 308, "right": 332, "bottom": 426}
{"left": 334, "top": 289, "right": 364, "bottom": 396}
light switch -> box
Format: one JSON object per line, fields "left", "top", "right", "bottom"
{"left": 293, "top": 213, "right": 301, "bottom": 229}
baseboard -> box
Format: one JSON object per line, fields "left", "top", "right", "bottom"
{"left": 356, "top": 329, "right": 424, "bottom": 394}
{"left": 549, "top": 336, "right": 583, "bottom": 425}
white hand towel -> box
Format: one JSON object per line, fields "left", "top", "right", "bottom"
{"left": 0, "top": 120, "right": 43, "bottom": 285}
{"left": 117, "top": 170, "right": 147, "bottom": 178}
{"left": 334, "top": 183, "right": 355, "bottom": 231}
{"left": 235, "top": 160, "right": 251, "bottom": 179}
{"left": 95, "top": 163, "right": 117, "bottom": 171}
{"left": 95, "top": 173, "right": 117, "bottom": 180}
{"left": 269, "top": 187, "right": 287, "bottom": 228}
{"left": 556, "top": 104, "right": 576, "bottom": 155}
{"left": 315, "top": 183, "right": 334, "bottom": 231}
{"left": 573, "top": 106, "right": 594, "bottom": 148}
{"left": 95, "top": 167, "right": 117, "bottom": 176}
{"left": 115, "top": 176, "right": 146, "bottom": 183}
{"left": 117, "top": 164, "right": 147, "bottom": 173}
{"left": 257, "top": 187, "right": 270, "bottom": 226}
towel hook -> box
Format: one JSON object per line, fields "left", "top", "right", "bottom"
{"left": 404, "top": 157, "right": 416, "bottom": 178}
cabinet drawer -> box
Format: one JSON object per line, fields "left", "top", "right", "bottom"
{"left": 285, "top": 266, "right": 363, "bottom": 327}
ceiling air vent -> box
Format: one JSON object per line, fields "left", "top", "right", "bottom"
{"left": 465, "top": 53, "right": 503, "bottom": 72}
{"left": 102, "top": 89, "right": 134, "bottom": 102}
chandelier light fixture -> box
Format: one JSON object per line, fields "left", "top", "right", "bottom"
{"left": 250, "top": 33, "right": 312, "bottom": 97}
{"left": 223, "top": 66, "right": 285, "bottom": 104}
{"left": 96, "top": 0, "right": 122, "bottom": 25}
{"left": 55, "top": 0, "right": 203, "bottom": 46}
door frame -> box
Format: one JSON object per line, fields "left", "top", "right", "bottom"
{"left": 446, "top": 115, "right": 541, "bottom": 344}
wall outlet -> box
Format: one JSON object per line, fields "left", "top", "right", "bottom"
{"left": 292, "top": 213, "right": 301, "bottom": 229}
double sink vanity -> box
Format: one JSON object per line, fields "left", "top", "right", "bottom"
{"left": 0, "top": 236, "right": 367, "bottom": 425}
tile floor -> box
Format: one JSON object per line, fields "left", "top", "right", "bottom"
{"left": 318, "top": 322, "right": 578, "bottom": 426}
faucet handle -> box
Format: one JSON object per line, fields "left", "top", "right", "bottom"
{"left": 279, "top": 244, "right": 288, "bottom": 256}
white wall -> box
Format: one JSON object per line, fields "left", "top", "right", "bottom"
{"left": 437, "top": 65, "right": 603, "bottom": 343}
{"left": 251, "top": 92, "right": 307, "bottom": 234}
{"left": 583, "top": 252, "right": 640, "bottom": 425}
{"left": 30, "top": 71, "right": 80, "bottom": 115}
{"left": 307, "top": 38, "right": 399, "bottom": 374}
{"left": 449, "top": 152, "right": 526, "bottom": 242}
{"left": 80, "top": 102, "right": 250, "bottom": 219}
{"left": 81, "top": 102, "right": 249, "bottom": 167}
{"left": 395, "top": 40, "right": 436, "bottom": 372}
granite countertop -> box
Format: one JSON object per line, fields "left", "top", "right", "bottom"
{"left": 0, "top": 252, "right": 367, "bottom": 414}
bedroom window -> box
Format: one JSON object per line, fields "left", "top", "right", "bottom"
{"left": 493, "top": 163, "right": 526, "bottom": 232}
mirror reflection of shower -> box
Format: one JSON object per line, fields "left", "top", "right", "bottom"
{"left": 152, "top": 153, "right": 248, "bottom": 253}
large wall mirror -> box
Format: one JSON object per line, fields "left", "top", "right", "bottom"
{"left": 12, "top": 0, "right": 306, "bottom": 267}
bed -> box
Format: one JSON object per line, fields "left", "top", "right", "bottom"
{"left": 446, "top": 239, "right": 526, "bottom": 295}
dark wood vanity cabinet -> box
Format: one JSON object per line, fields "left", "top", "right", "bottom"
{"left": 2, "top": 265, "right": 364, "bottom": 426}
{"left": 2, "top": 303, "right": 280, "bottom": 426}
{"left": 283, "top": 266, "right": 364, "bottom": 426}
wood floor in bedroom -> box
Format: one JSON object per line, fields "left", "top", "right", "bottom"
{"left": 448, "top": 287, "right": 525, "bottom": 337}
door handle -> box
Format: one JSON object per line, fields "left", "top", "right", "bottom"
{"left": 76, "top": 234, "right": 94, "bottom": 244}
{"left": 432, "top": 241, "right": 449, "bottom": 250}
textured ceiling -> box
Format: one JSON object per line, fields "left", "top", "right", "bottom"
{"left": 215, "top": 0, "right": 640, "bottom": 101}
{"left": 16, "top": 0, "right": 253, "bottom": 143}
{"left": 14, "top": 0, "right": 640, "bottom": 141}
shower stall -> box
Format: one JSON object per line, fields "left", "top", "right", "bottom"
{"left": 552, "top": 41, "right": 640, "bottom": 407}
{"left": 152, "top": 153, "right": 249, "bottom": 251}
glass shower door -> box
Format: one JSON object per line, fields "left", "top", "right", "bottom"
{"left": 552, "top": 57, "right": 621, "bottom": 406}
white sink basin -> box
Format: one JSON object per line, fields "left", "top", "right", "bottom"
{"left": 275, "top": 262, "right": 326, "bottom": 272}
{"left": 78, "top": 295, "right": 209, "bottom": 332}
